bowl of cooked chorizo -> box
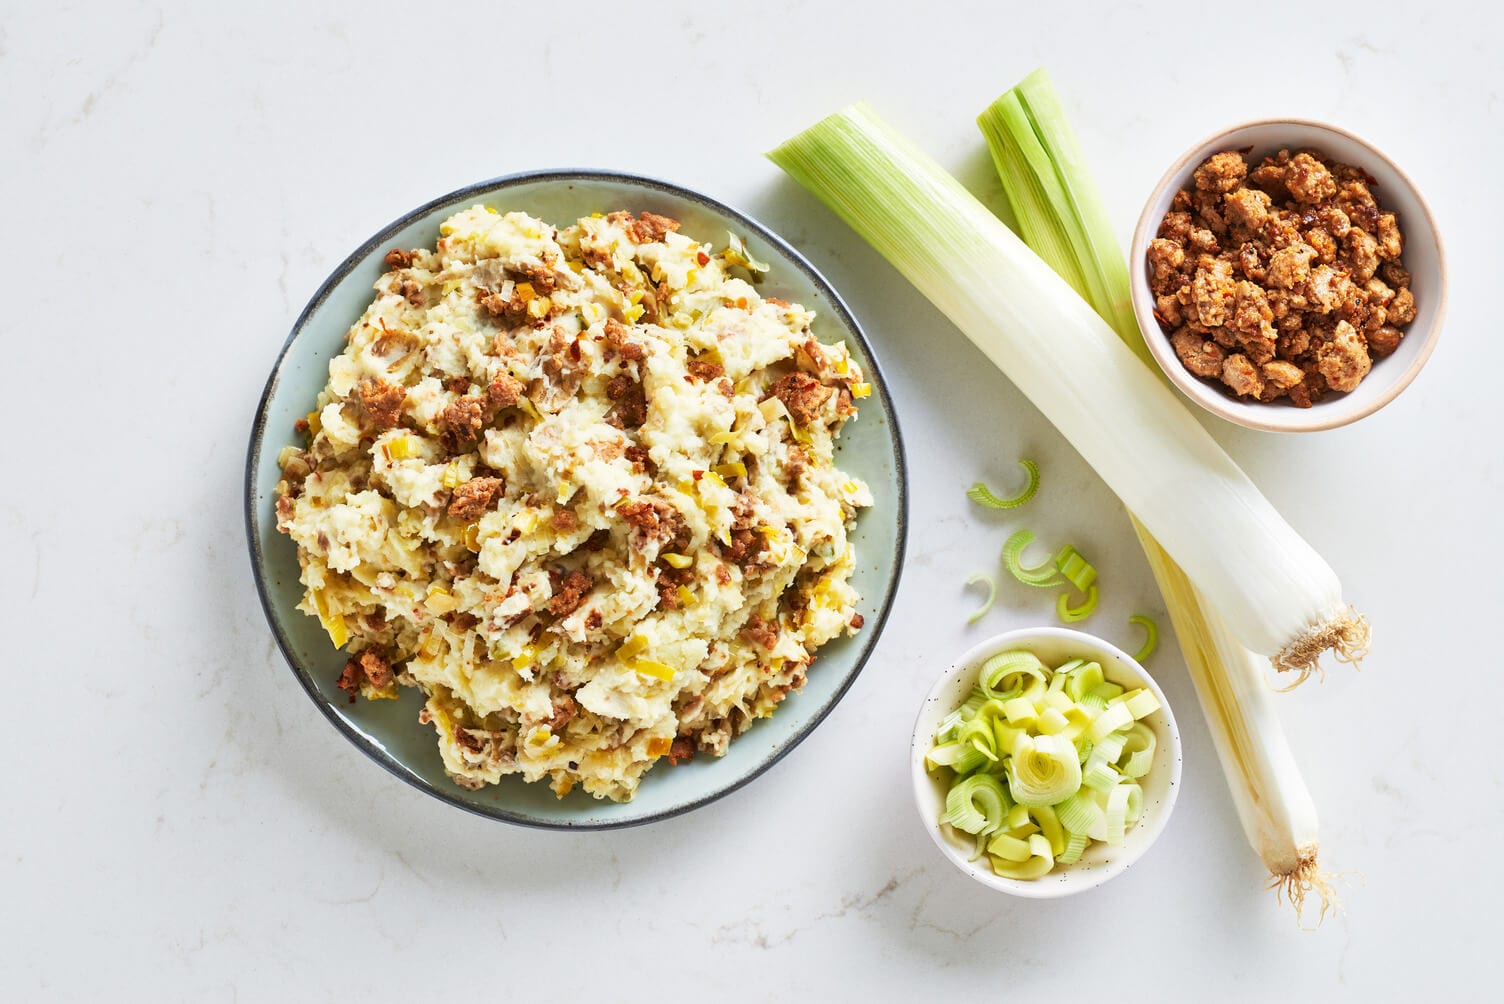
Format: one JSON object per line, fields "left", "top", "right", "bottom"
{"left": 1130, "top": 119, "right": 1446, "bottom": 433}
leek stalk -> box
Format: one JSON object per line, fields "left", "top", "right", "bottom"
{"left": 975, "top": 69, "right": 1334, "bottom": 922}
{"left": 769, "top": 103, "right": 1369, "bottom": 676}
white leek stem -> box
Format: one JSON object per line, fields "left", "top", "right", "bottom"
{"left": 1133, "top": 519, "right": 1336, "bottom": 924}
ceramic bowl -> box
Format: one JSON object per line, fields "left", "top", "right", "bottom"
{"left": 246, "top": 170, "right": 908, "bottom": 829}
{"left": 1130, "top": 119, "right": 1447, "bottom": 433}
{"left": 911, "top": 627, "right": 1182, "bottom": 898}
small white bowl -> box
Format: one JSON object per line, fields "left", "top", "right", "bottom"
{"left": 1130, "top": 119, "right": 1447, "bottom": 433}
{"left": 910, "top": 627, "right": 1182, "bottom": 898}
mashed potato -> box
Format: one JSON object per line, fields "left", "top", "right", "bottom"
{"left": 275, "top": 206, "right": 873, "bottom": 801}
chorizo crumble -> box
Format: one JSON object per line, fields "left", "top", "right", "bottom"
{"left": 1149, "top": 148, "right": 1415, "bottom": 406}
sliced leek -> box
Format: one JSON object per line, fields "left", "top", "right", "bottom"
{"left": 943, "top": 773, "right": 1010, "bottom": 835}
{"left": 1001, "top": 530, "right": 1063, "bottom": 588}
{"left": 967, "top": 459, "right": 1040, "bottom": 510}
{"left": 965, "top": 572, "right": 998, "bottom": 624}
{"left": 770, "top": 101, "right": 1369, "bottom": 675}
{"left": 927, "top": 648, "right": 1160, "bottom": 878}
{"left": 1054, "top": 545, "right": 1097, "bottom": 593}
{"left": 1129, "top": 614, "right": 1159, "bottom": 663}
{"left": 973, "top": 68, "right": 1335, "bottom": 922}
{"left": 1056, "top": 584, "right": 1098, "bottom": 623}
{"left": 998, "top": 730, "right": 1082, "bottom": 805}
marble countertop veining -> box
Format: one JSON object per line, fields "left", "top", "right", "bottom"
{"left": 5, "top": 1, "right": 1501, "bottom": 999}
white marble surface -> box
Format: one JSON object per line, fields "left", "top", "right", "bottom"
{"left": 6, "top": 1, "right": 1500, "bottom": 998}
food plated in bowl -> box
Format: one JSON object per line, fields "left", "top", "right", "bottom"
{"left": 1131, "top": 119, "right": 1445, "bottom": 433}
{"left": 911, "top": 628, "right": 1182, "bottom": 898}
{"left": 247, "top": 172, "right": 906, "bottom": 827}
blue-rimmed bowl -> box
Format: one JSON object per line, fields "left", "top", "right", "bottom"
{"left": 245, "top": 171, "right": 907, "bottom": 829}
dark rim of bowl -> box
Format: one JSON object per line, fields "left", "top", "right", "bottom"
{"left": 244, "top": 169, "right": 909, "bottom": 830}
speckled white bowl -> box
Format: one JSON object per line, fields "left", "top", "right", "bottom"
{"left": 911, "top": 627, "right": 1182, "bottom": 898}
{"left": 1130, "top": 119, "right": 1447, "bottom": 433}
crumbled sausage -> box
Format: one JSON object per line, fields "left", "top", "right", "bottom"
{"left": 436, "top": 395, "right": 486, "bottom": 452}
{"left": 480, "top": 287, "right": 527, "bottom": 322}
{"left": 1146, "top": 238, "right": 1187, "bottom": 296}
{"left": 1261, "top": 208, "right": 1305, "bottom": 251}
{"left": 1344, "top": 228, "right": 1380, "bottom": 281}
{"left": 850, "top": 613, "right": 865, "bottom": 630}
{"left": 447, "top": 476, "right": 504, "bottom": 521}
{"left": 1305, "top": 226, "right": 1337, "bottom": 264}
{"left": 1284, "top": 152, "right": 1337, "bottom": 203}
{"left": 1154, "top": 293, "right": 1184, "bottom": 328}
{"left": 547, "top": 569, "right": 593, "bottom": 617}
{"left": 1365, "top": 278, "right": 1396, "bottom": 309}
{"left": 1335, "top": 180, "right": 1380, "bottom": 232}
{"left": 625, "top": 212, "right": 680, "bottom": 244}
{"left": 1267, "top": 243, "right": 1315, "bottom": 289}
{"left": 1190, "top": 190, "right": 1228, "bottom": 236}
{"left": 358, "top": 650, "right": 393, "bottom": 688}
{"left": 1187, "top": 227, "right": 1220, "bottom": 255}
{"left": 723, "top": 526, "right": 759, "bottom": 565}
{"left": 385, "top": 248, "right": 415, "bottom": 269}
{"left": 545, "top": 694, "right": 577, "bottom": 733}
{"left": 1248, "top": 162, "right": 1290, "bottom": 200}
{"left": 602, "top": 317, "right": 645, "bottom": 361}
{"left": 1193, "top": 151, "right": 1247, "bottom": 194}
{"left": 1306, "top": 264, "right": 1345, "bottom": 314}
{"left": 484, "top": 374, "right": 523, "bottom": 415}
{"left": 1366, "top": 324, "right": 1404, "bottom": 358}
{"left": 742, "top": 613, "right": 780, "bottom": 650}
{"left": 551, "top": 509, "right": 579, "bottom": 532}
{"left": 336, "top": 659, "right": 362, "bottom": 702}
{"left": 520, "top": 256, "right": 558, "bottom": 295}
{"left": 1158, "top": 211, "right": 1193, "bottom": 243}
{"left": 1381, "top": 261, "right": 1411, "bottom": 289}
{"left": 1189, "top": 255, "right": 1236, "bottom": 328}
{"left": 359, "top": 380, "right": 406, "bottom": 431}
{"left": 1231, "top": 280, "right": 1276, "bottom": 358}
{"left": 1316, "top": 320, "right": 1372, "bottom": 393}
{"left": 1221, "top": 353, "right": 1265, "bottom": 398}
{"left": 1258, "top": 360, "right": 1304, "bottom": 401}
{"left": 666, "top": 735, "right": 696, "bottom": 765}
{"left": 764, "top": 371, "right": 833, "bottom": 426}
{"left": 1223, "top": 186, "right": 1271, "bottom": 229}
{"left": 686, "top": 357, "right": 725, "bottom": 382}
{"left": 1235, "top": 242, "right": 1266, "bottom": 283}
{"left": 655, "top": 563, "right": 693, "bottom": 610}
{"left": 339, "top": 650, "right": 394, "bottom": 701}
{"left": 605, "top": 374, "right": 648, "bottom": 428}
{"left": 1261, "top": 359, "right": 1305, "bottom": 390}
{"left": 617, "top": 498, "right": 689, "bottom": 549}
{"left": 1388, "top": 286, "right": 1417, "bottom": 324}
{"left": 1171, "top": 328, "right": 1226, "bottom": 378}
{"left": 1376, "top": 213, "right": 1403, "bottom": 261}
{"left": 1317, "top": 205, "right": 1352, "bottom": 239}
